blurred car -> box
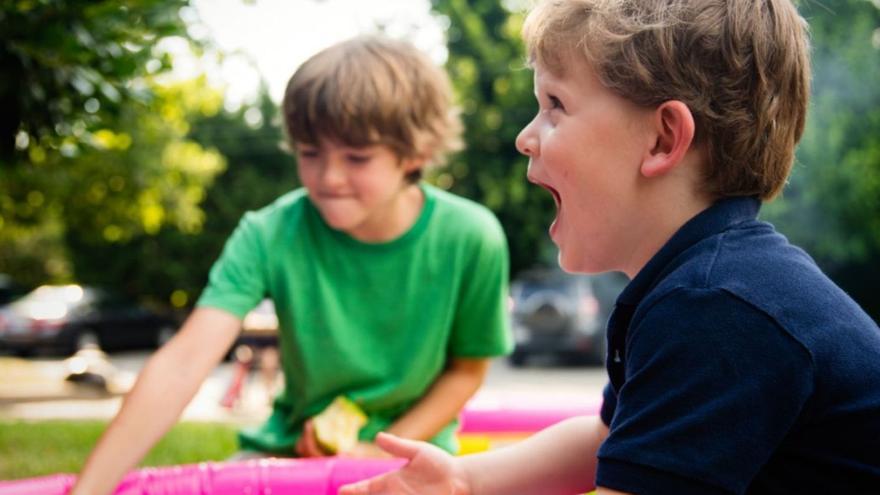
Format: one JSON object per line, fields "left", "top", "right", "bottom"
{"left": 508, "top": 268, "right": 627, "bottom": 366}
{"left": 0, "top": 274, "right": 28, "bottom": 306}
{"left": 0, "top": 284, "right": 178, "bottom": 355}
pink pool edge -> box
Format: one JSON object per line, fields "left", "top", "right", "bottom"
{"left": 0, "top": 458, "right": 407, "bottom": 495}
{"left": 0, "top": 401, "right": 602, "bottom": 494}
{"left": 459, "top": 399, "right": 600, "bottom": 433}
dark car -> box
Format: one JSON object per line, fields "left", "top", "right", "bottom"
{"left": 0, "top": 284, "right": 178, "bottom": 355}
{"left": 0, "top": 274, "right": 28, "bottom": 306}
{"left": 508, "top": 268, "right": 627, "bottom": 366}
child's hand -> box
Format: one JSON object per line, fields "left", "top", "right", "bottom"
{"left": 341, "top": 441, "right": 393, "bottom": 459}
{"left": 338, "top": 432, "right": 468, "bottom": 495}
{"left": 296, "top": 419, "right": 331, "bottom": 457}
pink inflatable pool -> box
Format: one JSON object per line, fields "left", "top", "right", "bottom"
{"left": 0, "top": 400, "right": 601, "bottom": 494}
{"left": 0, "top": 458, "right": 406, "bottom": 495}
{"left": 459, "top": 398, "right": 600, "bottom": 433}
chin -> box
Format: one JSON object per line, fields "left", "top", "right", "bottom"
{"left": 558, "top": 250, "right": 606, "bottom": 275}
{"left": 324, "top": 219, "right": 359, "bottom": 235}
{"left": 319, "top": 210, "right": 360, "bottom": 230}
{"left": 557, "top": 251, "right": 584, "bottom": 274}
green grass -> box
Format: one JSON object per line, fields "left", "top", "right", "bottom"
{"left": 0, "top": 420, "right": 239, "bottom": 480}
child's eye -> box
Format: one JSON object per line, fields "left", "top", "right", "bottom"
{"left": 548, "top": 94, "right": 565, "bottom": 111}
{"left": 346, "top": 154, "right": 371, "bottom": 164}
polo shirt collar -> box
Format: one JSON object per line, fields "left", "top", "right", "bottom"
{"left": 617, "top": 196, "right": 761, "bottom": 307}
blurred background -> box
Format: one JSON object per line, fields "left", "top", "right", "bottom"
{"left": 0, "top": 0, "right": 878, "bottom": 481}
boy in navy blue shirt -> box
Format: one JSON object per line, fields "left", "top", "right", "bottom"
{"left": 341, "top": 0, "right": 880, "bottom": 494}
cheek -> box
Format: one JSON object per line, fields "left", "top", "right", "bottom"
{"left": 296, "top": 163, "right": 315, "bottom": 186}
{"left": 361, "top": 167, "right": 403, "bottom": 192}
{"left": 349, "top": 170, "right": 378, "bottom": 191}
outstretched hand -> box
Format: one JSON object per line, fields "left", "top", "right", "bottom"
{"left": 338, "top": 432, "right": 469, "bottom": 495}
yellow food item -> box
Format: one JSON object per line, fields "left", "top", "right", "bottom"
{"left": 312, "top": 396, "right": 368, "bottom": 454}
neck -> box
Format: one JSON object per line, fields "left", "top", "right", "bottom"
{"left": 622, "top": 192, "right": 713, "bottom": 279}
{"left": 621, "top": 149, "right": 714, "bottom": 278}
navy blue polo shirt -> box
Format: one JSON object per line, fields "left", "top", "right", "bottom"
{"left": 596, "top": 197, "right": 880, "bottom": 494}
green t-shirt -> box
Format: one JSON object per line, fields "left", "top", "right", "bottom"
{"left": 197, "top": 184, "right": 512, "bottom": 454}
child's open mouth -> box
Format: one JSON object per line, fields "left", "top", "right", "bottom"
{"left": 527, "top": 176, "right": 563, "bottom": 239}
{"left": 531, "top": 179, "right": 561, "bottom": 210}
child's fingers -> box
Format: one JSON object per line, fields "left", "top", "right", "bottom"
{"left": 373, "top": 432, "right": 423, "bottom": 460}
{"left": 294, "top": 422, "right": 311, "bottom": 457}
{"left": 338, "top": 477, "right": 383, "bottom": 495}
{"left": 300, "top": 420, "right": 327, "bottom": 457}
{"left": 339, "top": 442, "right": 390, "bottom": 459}
{"left": 295, "top": 435, "right": 307, "bottom": 457}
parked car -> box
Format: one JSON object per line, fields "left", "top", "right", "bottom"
{"left": 508, "top": 267, "right": 627, "bottom": 366}
{"left": 0, "top": 274, "right": 28, "bottom": 306}
{"left": 0, "top": 284, "right": 178, "bottom": 355}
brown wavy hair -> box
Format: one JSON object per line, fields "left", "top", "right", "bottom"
{"left": 522, "top": 0, "right": 811, "bottom": 200}
{"left": 282, "top": 35, "right": 463, "bottom": 182}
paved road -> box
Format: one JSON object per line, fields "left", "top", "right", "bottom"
{"left": 0, "top": 350, "right": 607, "bottom": 423}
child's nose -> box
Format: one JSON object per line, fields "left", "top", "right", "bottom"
{"left": 319, "top": 160, "right": 347, "bottom": 188}
{"left": 515, "top": 121, "right": 538, "bottom": 157}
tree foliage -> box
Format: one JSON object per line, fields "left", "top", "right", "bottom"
{"left": 0, "top": 76, "right": 226, "bottom": 293}
{"left": 56, "top": 86, "right": 295, "bottom": 310}
{"left": 429, "top": 0, "right": 557, "bottom": 275}
{"left": 0, "top": 0, "right": 226, "bottom": 300}
{"left": 0, "top": 1, "right": 296, "bottom": 308}
{"left": 0, "top": 0, "right": 190, "bottom": 162}
{"left": 763, "top": 0, "right": 880, "bottom": 316}
{"left": 138, "top": 88, "right": 297, "bottom": 309}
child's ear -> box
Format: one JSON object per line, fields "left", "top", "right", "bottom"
{"left": 641, "top": 100, "right": 696, "bottom": 178}
{"left": 401, "top": 157, "right": 426, "bottom": 173}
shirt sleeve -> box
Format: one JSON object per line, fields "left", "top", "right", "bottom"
{"left": 196, "top": 212, "right": 268, "bottom": 319}
{"left": 596, "top": 288, "right": 814, "bottom": 495}
{"left": 447, "top": 212, "right": 513, "bottom": 358}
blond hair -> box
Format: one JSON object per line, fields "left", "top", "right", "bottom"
{"left": 523, "top": 0, "right": 811, "bottom": 200}
{"left": 282, "top": 35, "right": 463, "bottom": 180}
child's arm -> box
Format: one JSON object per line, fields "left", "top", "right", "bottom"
{"left": 340, "top": 414, "right": 609, "bottom": 495}
{"left": 384, "top": 357, "right": 490, "bottom": 444}
{"left": 68, "top": 307, "right": 241, "bottom": 495}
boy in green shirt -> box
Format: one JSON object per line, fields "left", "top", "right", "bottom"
{"left": 70, "top": 35, "right": 511, "bottom": 495}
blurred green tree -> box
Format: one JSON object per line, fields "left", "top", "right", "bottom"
{"left": 0, "top": 76, "right": 226, "bottom": 296}
{"left": 67, "top": 85, "right": 296, "bottom": 309}
{"left": 60, "top": 77, "right": 228, "bottom": 305}
{"left": 0, "top": 0, "right": 190, "bottom": 163}
{"left": 763, "top": 0, "right": 880, "bottom": 317}
{"left": 124, "top": 87, "right": 298, "bottom": 310}
{"left": 188, "top": 87, "right": 298, "bottom": 244}
{"left": 0, "top": 1, "right": 231, "bottom": 305}
{"left": 429, "top": 0, "right": 557, "bottom": 275}
{"left": 0, "top": 1, "right": 299, "bottom": 308}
